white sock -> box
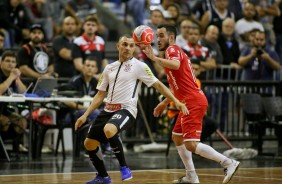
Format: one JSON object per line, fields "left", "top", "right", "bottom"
{"left": 195, "top": 143, "right": 231, "bottom": 166}
{"left": 176, "top": 144, "right": 195, "bottom": 171}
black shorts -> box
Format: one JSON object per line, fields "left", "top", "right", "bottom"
{"left": 87, "top": 109, "right": 135, "bottom": 144}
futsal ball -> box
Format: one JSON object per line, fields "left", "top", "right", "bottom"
{"left": 132, "top": 25, "right": 154, "bottom": 46}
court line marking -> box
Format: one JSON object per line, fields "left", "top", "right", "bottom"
{"left": 1, "top": 167, "right": 282, "bottom": 177}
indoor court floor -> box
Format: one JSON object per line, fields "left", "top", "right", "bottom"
{"left": 1, "top": 146, "right": 282, "bottom": 184}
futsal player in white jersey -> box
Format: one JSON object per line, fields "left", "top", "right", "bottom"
{"left": 75, "top": 35, "right": 188, "bottom": 184}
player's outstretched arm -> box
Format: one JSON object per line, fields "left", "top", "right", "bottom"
{"left": 75, "top": 90, "right": 107, "bottom": 130}
{"left": 142, "top": 45, "right": 180, "bottom": 70}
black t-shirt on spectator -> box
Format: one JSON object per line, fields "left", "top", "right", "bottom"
{"left": 68, "top": 74, "right": 98, "bottom": 97}
{"left": 52, "top": 35, "right": 76, "bottom": 78}
{"left": 17, "top": 44, "right": 52, "bottom": 76}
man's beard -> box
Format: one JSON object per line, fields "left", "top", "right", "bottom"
{"left": 32, "top": 38, "right": 42, "bottom": 45}
{"left": 159, "top": 42, "right": 169, "bottom": 51}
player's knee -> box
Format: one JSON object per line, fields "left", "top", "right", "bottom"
{"left": 84, "top": 138, "right": 99, "bottom": 151}
{"left": 103, "top": 123, "right": 118, "bottom": 138}
{"left": 172, "top": 134, "right": 183, "bottom": 146}
{"left": 185, "top": 142, "right": 197, "bottom": 153}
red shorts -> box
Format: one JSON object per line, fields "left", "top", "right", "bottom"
{"left": 172, "top": 104, "right": 207, "bottom": 142}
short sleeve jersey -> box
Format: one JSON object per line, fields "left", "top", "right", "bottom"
{"left": 165, "top": 45, "right": 208, "bottom": 106}
{"left": 97, "top": 57, "right": 158, "bottom": 118}
{"left": 72, "top": 34, "right": 105, "bottom": 72}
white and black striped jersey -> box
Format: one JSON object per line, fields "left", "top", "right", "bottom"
{"left": 97, "top": 57, "right": 158, "bottom": 118}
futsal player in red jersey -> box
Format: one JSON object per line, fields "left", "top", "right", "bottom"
{"left": 143, "top": 24, "right": 240, "bottom": 184}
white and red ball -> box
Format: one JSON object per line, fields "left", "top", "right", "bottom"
{"left": 132, "top": 25, "right": 154, "bottom": 46}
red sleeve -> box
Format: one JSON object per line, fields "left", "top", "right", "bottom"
{"left": 165, "top": 45, "right": 182, "bottom": 61}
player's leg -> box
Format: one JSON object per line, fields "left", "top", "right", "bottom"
{"left": 183, "top": 105, "right": 240, "bottom": 184}
{"left": 84, "top": 112, "right": 112, "bottom": 184}
{"left": 104, "top": 109, "right": 135, "bottom": 181}
{"left": 172, "top": 114, "right": 199, "bottom": 184}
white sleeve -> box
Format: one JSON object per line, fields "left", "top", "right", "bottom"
{"left": 96, "top": 66, "right": 109, "bottom": 91}
{"left": 137, "top": 62, "right": 158, "bottom": 87}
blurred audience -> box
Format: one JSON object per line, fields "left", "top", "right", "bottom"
{"left": 126, "top": 0, "right": 148, "bottom": 28}
{"left": 200, "top": 0, "right": 235, "bottom": 31}
{"left": 65, "top": 0, "right": 97, "bottom": 27}
{"left": 0, "top": 31, "right": 5, "bottom": 57}
{"left": 0, "top": 0, "right": 31, "bottom": 46}
{"left": 24, "top": 0, "right": 53, "bottom": 42}
{"left": 273, "top": 0, "right": 282, "bottom": 61}
{"left": 46, "top": 0, "right": 66, "bottom": 36}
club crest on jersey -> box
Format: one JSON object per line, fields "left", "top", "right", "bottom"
{"left": 124, "top": 63, "right": 132, "bottom": 72}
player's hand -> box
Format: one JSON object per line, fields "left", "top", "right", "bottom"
{"left": 75, "top": 114, "right": 87, "bottom": 131}
{"left": 174, "top": 101, "right": 189, "bottom": 115}
{"left": 153, "top": 102, "right": 167, "bottom": 117}
{"left": 9, "top": 69, "right": 21, "bottom": 80}
{"left": 142, "top": 45, "right": 155, "bottom": 61}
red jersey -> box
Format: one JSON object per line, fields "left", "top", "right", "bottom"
{"left": 165, "top": 45, "right": 208, "bottom": 106}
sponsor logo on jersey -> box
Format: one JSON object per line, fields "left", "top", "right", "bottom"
{"left": 124, "top": 63, "right": 132, "bottom": 72}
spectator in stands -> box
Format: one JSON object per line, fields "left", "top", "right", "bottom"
{"left": 235, "top": 2, "right": 264, "bottom": 51}
{"left": 200, "top": 0, "right": 235, "bottom": 31}
{"left": 238, "top": 31, "right": 280, "bottom": 80}
{"left": 176, "top": 18, "right": 193, "bottom": 48}
{"left": 46, "top": 0, "right": 66, "bottom": 36}
{"left": 0, "top": 31, "right": 5, "bottom": 57}
{"left": 216, "top": 18, "right": 241, "bottom": 131}
{"left": 17, "top": 24, "right": 55, "bottom": 79}
{"left": 0, "top": 28, "right": 11, "bottom": 49}
{"left": 64, "top": 58, "right": 100, "bottom": 123}
{"left": 72, "top": 16, "right": 108, "bottom": 76}
{"left": 0, "top": 51, "right": 27, "bottom": 149}
{"left": 146, "top": 9, "right": 164, "bottom": 56}
{"left": 126, "top": 0, "right": 147, "bottom": 28}
{"left": 24, "top": 0, "right": 53, "bottom": 42}
{"left": 228, "top": 0, "right": 245, "bottom": 21}
{"left": 165, "top": 3, "right": 181, "bottom": 26}
{"left": 250, "top": 0, "right": 280, "bottom": 49}
{"left": 64, "top": 0, "right": 96, "bottom": 27}
{"left": 0, "top": 0, "right": 31, "bottom": 46}
{"left": 273, "top": 0, "right": 282, "bottom": 61}
{"left": 53, "top": 16, "right": 78, "bottom": 78}
{"left": 182, "top": 24, "right": 216, "bottom": 80}
{"left": 200, "top": 25, "right": 223, "bottom": 66}
{"left": 218, "top": 18, "right": 241, "bottom": 73}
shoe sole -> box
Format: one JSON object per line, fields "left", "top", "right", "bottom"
{"left": 223, "top": 161, "right": 240, "bottom": 184}
{"left": 122, "top": 176, "right": 133, "bottom": 181}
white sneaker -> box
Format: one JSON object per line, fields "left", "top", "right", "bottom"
{"left": 173, "top": 171, "right": 200, "bottom": 184}
{"left": 223, "top": 160, "right": 240, "bottom": 184}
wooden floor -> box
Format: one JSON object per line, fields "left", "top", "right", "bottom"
{"left": 1, "top": 168, "right": 282, "bottom": 184}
